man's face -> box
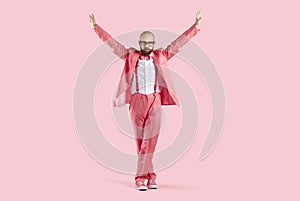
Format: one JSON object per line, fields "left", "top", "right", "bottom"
{"left": 139, "top": 32, "right": 155, "bottom": 55}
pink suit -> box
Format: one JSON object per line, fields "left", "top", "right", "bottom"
{"left": 93, "top": 23, "right": 200, "bottom": 180}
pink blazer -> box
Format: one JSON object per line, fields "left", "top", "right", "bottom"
{"left": 94, "top": 24, "right": 200, "bottom": 107}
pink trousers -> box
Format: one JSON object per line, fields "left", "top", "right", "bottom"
{"left": 129, "top": 92, "right": 162, "bottom": 181}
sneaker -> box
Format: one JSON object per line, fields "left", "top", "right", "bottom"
{"left": 135, "top": 178, "right": 148, "bottom": 191}
{"left": 147, "top": 179, "right": 158, "bottom": 189}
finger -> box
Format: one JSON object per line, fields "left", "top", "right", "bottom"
{"left": 196, "top": 10, "right": 201, "bottom": 19}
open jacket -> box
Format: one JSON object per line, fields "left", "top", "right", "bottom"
{"left": 94, "top": 24, "right": 200, "bottom": 107}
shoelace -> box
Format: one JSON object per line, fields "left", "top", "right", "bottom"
{"left": 136, "top": 179, "right": 147, "bottom": 185}
{"left": 148, "top": 179, "right": 156, "bottom": 185}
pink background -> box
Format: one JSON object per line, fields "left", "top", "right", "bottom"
{"left": 1, "top": 0, "right": 299, "bottom": 200}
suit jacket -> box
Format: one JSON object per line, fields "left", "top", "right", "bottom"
{"left": 93, "top": 24, "right": 200, "bottom": 107}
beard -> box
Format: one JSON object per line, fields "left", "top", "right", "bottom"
{"left": 140, "top": 47, "right": 153, "bottom": 55}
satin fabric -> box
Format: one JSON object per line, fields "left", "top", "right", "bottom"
{"left": 129, "top": 92, "right": 161, "bottom": 180}
{"left": 93, "top": 23, "right": 200, "bottom": 107}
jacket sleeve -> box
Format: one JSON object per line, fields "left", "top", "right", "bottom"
{"left": 163, "top": 24, "right": 200, "bottom": 60}
{"left": 94, "top": 24, "right": 128, "bottom": 60}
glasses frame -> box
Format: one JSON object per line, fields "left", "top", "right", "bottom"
{"left": 138, "top": 40, "right": 155, "bottom": 47}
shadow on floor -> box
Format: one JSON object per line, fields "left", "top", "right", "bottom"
{"left": 105, "top": 178, "right": 200, "bottom": 191}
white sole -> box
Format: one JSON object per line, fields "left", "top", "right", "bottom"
{"left": 148, "top": 185, "right": 158, "bottom": 189}
{"left": 136, "top": 186, "right": 148, "bottom": 191}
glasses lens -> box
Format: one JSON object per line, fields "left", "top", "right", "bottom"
{"left": 139, "top": 41, "right": 154, "bottom": 47}
{"left": 147, "top": 42, "right": 154, "bottom": 47}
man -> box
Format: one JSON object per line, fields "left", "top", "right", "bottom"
{"left": 89, "top": 11, "right": 201, "bottom": 191}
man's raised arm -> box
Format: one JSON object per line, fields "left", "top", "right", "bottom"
{"left": 89, "top": 14, "right": 128, "bottom": 60}
{"left": 163, "top": 10, "right": 202, "bottom": 60}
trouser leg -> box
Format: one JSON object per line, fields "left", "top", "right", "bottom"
{"left": 129, "top": 93, "right": 161, "bottom": 180}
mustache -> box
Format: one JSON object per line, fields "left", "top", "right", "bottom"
{"left": 140, "top": 48, "right": 153, "bottom": 55}
{"left": 141, "top": 49, "right": 152, "bottom": 55}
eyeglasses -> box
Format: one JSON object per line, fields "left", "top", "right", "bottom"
{"left": 139, "top": 40, "right": 155, "bottom": 47}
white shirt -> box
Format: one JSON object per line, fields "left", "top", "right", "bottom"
{"left": 131, "top": 55, "right": 160, "bottom": 95}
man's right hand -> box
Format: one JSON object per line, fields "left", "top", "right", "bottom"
{"left": 89, "top": 13, "right": 96, "bottom": 27}
{"left": 195, "top": 10, "right": 201, "bottom": 27}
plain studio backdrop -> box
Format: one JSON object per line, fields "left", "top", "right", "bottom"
{"left": 0, "top": 0, "right": 299, "bottom": 200}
